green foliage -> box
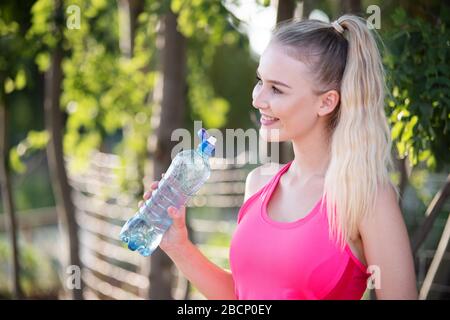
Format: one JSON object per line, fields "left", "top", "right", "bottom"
{"left": 10, "top": 131, "right": 49, "bottom": 173}
{"left": 0, "top": 238, "right": 60, "bottom": 298}
{"left": 207, "top": 231, "right": 231, "bottom": 247}
{"left": 26, "top": 0, "right": 58, "bottom": 71}
{"left": 0, "top": 7, "right": 33, "bottom": 82}
{"left": 3, "top": 68, "right": 27, "bottom": 94}
{"left": 209, "top": 44, "right": 258, "bottom": 129}
{"left": 257, "top": 0, "right": 271, "bottom": 7}
{"left": 56, "top": 0, "right": 152, "bottom": 182}
{"left": 3, "top": 0, "right": 260, "bottom": 209}
{"left": 383, "top": 6, "right": 450, "bottom": 171}
{"left": 56, "top": 0, "right": 254, "bottom": 194}
{"left": 1, "top": 1, "right": 43, "bottom": 179}
{"left": 172, "top": 0, "right": 246, "bottom": 129}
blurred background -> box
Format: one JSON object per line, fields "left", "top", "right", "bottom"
{"left": 0, "top": 0, "right": 449, "bottom": 300}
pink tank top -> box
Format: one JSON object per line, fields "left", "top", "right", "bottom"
{"left": 229, "top": 161, "right": 370, "bottom": 300}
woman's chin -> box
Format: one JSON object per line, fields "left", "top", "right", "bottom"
{"left": 259, "top": 127, "right": 285, "bottom": 142}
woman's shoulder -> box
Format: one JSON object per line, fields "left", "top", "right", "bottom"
{"left": 244, "top": 162, "right": 284, "bottom": 202}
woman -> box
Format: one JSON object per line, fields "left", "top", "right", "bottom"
{"left": 140, "top": 15, "right": 418, "bottom": 300}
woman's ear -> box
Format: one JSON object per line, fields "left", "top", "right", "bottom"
{"left": 318, "top": 90, "right": 340, "bottom": 117}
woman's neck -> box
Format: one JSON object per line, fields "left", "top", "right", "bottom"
{"left": 289, "top": 128, "right": 330, "bottom": 186}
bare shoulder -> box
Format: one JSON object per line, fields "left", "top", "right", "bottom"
{"left": 358, "top": 182, "right": 401, "bottom": 232}
{"left": 244, "top": 162, "right": 284, "bottom": 202}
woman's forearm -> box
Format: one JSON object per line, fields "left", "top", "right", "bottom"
{"left": 165, "top": 241, "right": 236, "bottom": 300}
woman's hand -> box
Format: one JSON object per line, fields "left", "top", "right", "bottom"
{"left": 139, "top": 174, "right": 190, "bottom": 254}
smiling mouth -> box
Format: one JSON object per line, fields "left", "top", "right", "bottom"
{"left": 260, "top": 114, "right": 279, "bottom": 121}
{"left": 261, "top": 114, "right": 280, "bottom": 121}
{"left": 260, "top": 114, "right": 280, "bottom": 125}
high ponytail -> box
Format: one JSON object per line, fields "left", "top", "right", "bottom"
{"left": 324, "top": 15, "right": 398, "bottom": 249}
{"left": 272, "top": 15, "right": 398, "bottom": 250}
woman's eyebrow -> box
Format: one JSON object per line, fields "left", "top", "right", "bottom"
{"left": 256, "top": 69, "right": 292, "bottom": 89}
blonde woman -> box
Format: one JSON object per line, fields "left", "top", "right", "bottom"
{"left": 140, "top": 15, "right": 418, "bottom": 300}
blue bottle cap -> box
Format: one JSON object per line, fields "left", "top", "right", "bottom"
{"left": 197, "top": 128, "right": 216, "bottom": 157}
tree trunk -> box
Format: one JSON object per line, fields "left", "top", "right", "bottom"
{"left": 340, "top": 0, "right": 362, "bottom": 14}
{"left": 276, "top": 0, "right": 296, "bottom": 22}
{"left": 117, "top": 0, "right": 144, "bottom": 59}
{"left": 117, "top": 0, "right": 145, "bottom": 194}
{"left": 44, "top": 0, "right": 83, "bottom": 300}
{"left": 299, "top": 0, "right": 314, "bottom": 19}
{"left": 275, "top": 0, "right": 296, "bottom": 164}
{"left": 397, "top": 157, "right": 409, "bottom": 202}
{"left": 0, "top": 77, "right": 24, "bottom": 299}
{"left": 149, "top": 10, "right": 187, "bottom": 300}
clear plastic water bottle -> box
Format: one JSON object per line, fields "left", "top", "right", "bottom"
{"left": 119, "top": 128, "right": 217, "bottom": 256}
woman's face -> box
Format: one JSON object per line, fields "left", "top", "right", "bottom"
{"left": 252, "top": 43, "right": 337, "bottom": 142}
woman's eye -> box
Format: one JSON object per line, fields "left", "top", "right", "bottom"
{"left": 272, "top": 86, "right": 282, "bottom": 94}
{"left": 256, "top": 76, "right": 282, "bottom": 94}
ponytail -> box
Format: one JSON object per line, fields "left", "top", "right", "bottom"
{"left": 323, "top": 15, "right": 398, "bottom": 249}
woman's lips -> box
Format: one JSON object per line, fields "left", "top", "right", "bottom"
{"left": 260, "top": 115, "right": 280, "bottom": 126}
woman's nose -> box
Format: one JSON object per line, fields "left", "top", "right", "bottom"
{"left": 252, "top": 88, "right": 269, "bottom": 110}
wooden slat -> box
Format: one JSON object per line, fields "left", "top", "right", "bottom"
{"left": 69, "top": 176, "right": 121, "bottom": 198}
{"left": 80, "top": 168, "right": 118, "bottom": 184}
{"left": 66, "top": 152, "right": 122, "bottom": 172}
{"left": 90, "top": 151, "right": 121, "bottom": 168}
{"left": 419, "top": 214, "right": 450, "bottom": 300}
{"left": 0, "top": 207, "right": 57, "bottom": 231}
{"left": 198, "top": 244, "right": 229, "bottom": 260}
{"left": 189, "top": 194, "right": 244, "bottom": 207}
{"left": 196, "top": 182, "right": 245, "bottom": 195}
{"left": 207, "top": 169, "right": 249, "bottom": 182}
{"left": 81, "top": 249, "right": 149, "bottom": 290}
{"left": 190, "top": 218, "right": 235, "bottom": 234}
{"left": 73, "top": 191, "right": 133, "bottom": 222}
{"left": 82, "top": 269, "right": 143, "bottom": 300}
{"left": 83, "top": 287, "right": 101, "bottom": 300}
{"left": 76, "top": 209, "right": 123, "bottom": 245}
{"left": 412, "top": 174, "right": 450, "bottom": 255}
{"left": 79, "top": 230, "right": 142, "bottom": 268}
{"left": 171, "top": 266, "right": 189, "bottom": 300}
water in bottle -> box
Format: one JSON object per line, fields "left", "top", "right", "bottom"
{"left": 119, "top": 128, "right": 216, "bottom": 256}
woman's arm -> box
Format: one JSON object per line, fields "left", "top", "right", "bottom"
{"left": 164, "top": 238, "right": 236, "bottom": 300}
{"left": 358, "top": 184, "right": 418, "bottom": 299}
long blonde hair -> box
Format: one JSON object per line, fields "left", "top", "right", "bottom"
{"left": 272, "top": 15, "right": 399, "bottom": 250}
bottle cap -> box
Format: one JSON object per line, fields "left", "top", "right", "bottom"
{"left": 207, "top": 136, "right": 217, "bottom": 145}
{"left": 197, "top": 128, "right": 216, "bottom": 157}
